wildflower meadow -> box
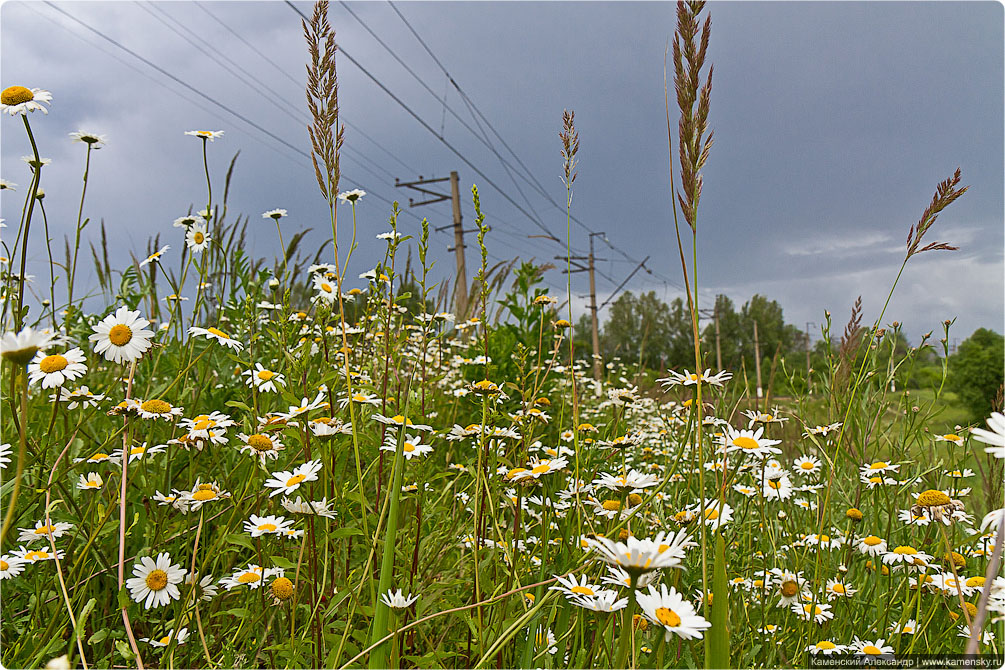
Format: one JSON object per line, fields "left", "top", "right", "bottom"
{"left": 1, "top": 2, "right": 1003, "bottom": 669}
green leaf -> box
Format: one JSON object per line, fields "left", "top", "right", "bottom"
{"left": 708, "top": 532, "right": 731, "bottom": 669}
{"left": 271, "top": 555, "right": 296, "bottom": 569}
{"left": 226, "top": 533, "right": 255, "bottom": 551}
{"left": 88, "top": 629, "right": 108, "bottom": 645}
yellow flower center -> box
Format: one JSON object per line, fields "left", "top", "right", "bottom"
{"left": 193, "top": 232, "right": 205, "bottom": 244}
{"left": 0, "top": 560, "right": 7, "bottom": 571}
{"left": 145, "top": 569, "right": 169, "bottom": 591}
{"left": 654, "top": 607, "right": 682, "bottom": 627}
{"left": 705, "top": 509, "right": 720, "bottom": 520}
{"left": 966, "top": 576, "right": 986, "bottom": 588}
{"left": 893, "top": 546, "right": 917, "bottom": 555}
{"left": 258, "top": 523, "right": 277, "bottom": 532}
{"left": 944, "top": 433, "right": 961, "bottom": 441}
{"left": 732, "top": 436, "right": 759, "bottom": 450}
{"left": 207, "top": 327, "right": 229, "bottom": 339}
{"left": 191, "top": 490, "right": 216, "bottom": 501}
{"left": 286, "top": 474, "right": 306, "bottom": 487}
{"left": 767, "top": 480, "right": 782, "bottom": 489}
{"left": 158, "top": 635, "right": 172, "bottom": 645}
{"left": 25, "top": 551, "right": 47, "bottom": 561}
{"left": 916, "top": 489, "right": 950, "bottom": 507}
{"left": 34, "top": 524, "right": 54, "bottom": 535}
{"left": 141, "top": 399, "right": 171, "bottom": 414}
{"left": 2, "top": 86, "right": 34, "bottom": 105}
{"left": 800, "top": 462, "right": 814, "bottom": 469}
{"left": 38, "top": 355, "right": 68, "bottom": 373}
{"left": 238, "top": 571, "right": 261, "bottom": 584}
{"left": 404, "top": 443, "right": 415, "bottom": 453}
{"left": 108, "top": 324, "right": 133, "bottom": 346}
{"left": 570, "top": 585, "right": 594, "bottom": 596}
{"left": 321, "top": 283, "right": 333, "bottom": 293}
{"left": 819, "top": 535, "right": 830, "bottom": 543}
{"left": 248, "top": 434, "right": 273, "bottom": 451}
{"left": 130, "top": 446, "right": 146, "bottom": 456}
{"left": 781, "top": 581, "right": 799, "bottom": 597}
{"left": 90, "top": 453, "right": 108, "bottom": 461}
{"left": 257, "top": 370, "right": 275, "bottom": 381}
{"left": 804, "top": 604, "right": 822, "bottom": 615}
{"left": 506, "top": 468, "right": 527, "bottom": 480}
{"left": 870, "top": 462, "right": 888, "bottom": 469}
{"left": 817, "top": 641, "right": 836, "bottom": 650}
{"left": 831, "top": 583, "right": 846, "bottom": 594}
{"left": 271, "top": 576, "right": 294, "bottom": 600}
{"left": 532, "top": 463, "right": 551, "bottom": 475}
{"left": 193, "top": 419, "right": 216, "bottom": 431}
{"left": 602, "top": 499, "right": 622, "bottom": 511}
{"left": 862, "top": 645, "right": 882, "bottom": 655}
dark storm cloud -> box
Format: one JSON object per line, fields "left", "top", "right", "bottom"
{"left": 2, "top": 1, "right": 1001, "bottom": 343}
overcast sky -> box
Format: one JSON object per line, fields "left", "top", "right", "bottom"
{"left": 2, "top": 0, "right": 1002, "bottom": 348}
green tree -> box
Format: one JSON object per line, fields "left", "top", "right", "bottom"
{"left": 948, "top": 328, "right": 1004, "bottom": 419}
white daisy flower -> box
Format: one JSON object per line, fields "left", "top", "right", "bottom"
{"left": 109, "top": 442, "right": 168, "bottom": 465}
{"left": 593, "top": 468, "right": 660, "bottom": 491}
{"left": 570, "top": 589, "right": 629, "bottom": 612}
{"left": 262, "top": 209, "right": 287, "bottom": 220}
{"left": 173, "top": 215, "right": 198, "bottom": 228}
{"left": 184, "top": 130, "right": 224, "bottom": 141}
{"left": 188, "top": 326, "right": 243, "bottom": 351}
{"left": 265, "top": 460, "right": 323, "bottom": 498}
{"left": 313, "top": 275, "right": 339, "bottom": 303}
{"left": 242, "top": 364, "right": 285, "bottom": 393}
{"left": 125, "top": 552, "right": 186, "bottom": 609}
{"left": 860, "top": 460, "right": 899, "bottom": 476}
{"left": 69, "top": 130, "right": 106, "bottom": 147}
{"left": 0, "top": 554, "right": 27, "bottom": 579}
{"left": 337, "top": 189, "right": 366, "bottom": 203}
{"left": 380, "top": 588, "right": 418, "bottom": 609}
{"left": 792, "top": 601, "right": 834, "bottom": 624}
{"left": 806, "top": 640, "right": 846, "bottom": 655}
{"left": 882, "top": 545, "right": 933, "bottom": 570}
{"left": 857, "top": 535, "right": 888, "bottom": 556}
{"left": 17, "top": 520, "right": 74, "bottom": 544}
{"left": 971, "top": 412, "right": 1005, "bottom": 458}
{"left": 27, "top": 347, "right": 87, "bottom": 389}
{"left": 49, "top": 386, "right": 104, "bottom": 409}
{"left": 891, "top": 619, "right": 917, "bottom": 635}
{"left": 1, "top": 86, "right": 52, "bottom": 115}
{"left": 586, "top": 530, "right": 694, "bottom": 575}
{"left": 380, "top": 434, "right": 433, "bottom": 460}
{"left": 636, "top": 584, "right": 711, "bottom": 641}
{"left": 723, "top": 426, "right": 781, "bottom": 458}
{"left": 184, "top": 572, "right": 218, "bottom": 601}
{"left": 142, "top": 627, "right": 189, "bottom": 649}
{"left": 135, "top": 398, "right": 184, "bottom": 421}
{"left": 185, "top": 222, "right": 211, "bottom": 252}
{"left": 76, "top": 472, "right": 103, "bottom": 491}
{"left": 850, "top": 637, "right": 894, "bottom": 656}
{"left": 139, "top": 245, "right": 170, "bottom": 267}
{"left": 237, "top": 432, "right": 285, "bottom": 465}
{"left": 219, "top": 564, "right": 282, "bottom": 590}
{"left": 180, "top": 481, "right": 230, "bottom": 511}
{"left": 244, "top": 514, "right": 294, "bottom": 538}
{"left": 0, "top": 443, "right": 11, "bottom": 469}
{"left": 549, "top": 573, "right": 604, "bottom": 601}
{"left": 13, "top": 546, "right": 65, "bottom": 563}
{"left": 1, "top": 326, "right": 54, "bottom": 365}
{"left": 792, "top": 455, "right": 821, "bottom": 475}
{"left": 280, "top": 496, "right": 337, "bottom": 519}
{"left": 89, "top": 306, "right": 154, "bottom": 364}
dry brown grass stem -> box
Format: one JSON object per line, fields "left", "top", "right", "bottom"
{"left": 673, "top": 0, "right": 713, "bottom": 232}
{"left": 906, "top": 167, "right": 967, "bottom": 258}
{"left": 304, "top": 0, "right": 343, "bottom": 203}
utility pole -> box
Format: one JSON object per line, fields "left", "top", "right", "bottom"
{"left": 697, "top": 305, "right": 722, "bottom": 371}
{"left": 557, "top": 232, "right": 607, "bottom": 381}
{"left": 753, "top": 319, "right": 763, "bottom": 401}
{"left": 396, "top": 171, "right": 474, "bottom": 317}
{"left": 714, "top": 304, "right": 722, "bottom": 371}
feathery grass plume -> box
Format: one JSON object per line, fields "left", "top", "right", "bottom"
{"left": 906, "top": 168, "right": 967, "bottom": 259}
{"left": 559, "top": 109, "right": 579, "bottom": 191}
{"left": 303, "top": 0, "right": 343, "bottom": 203}
{"left": 673, "top": 0, "right": 713, "bottom": 232}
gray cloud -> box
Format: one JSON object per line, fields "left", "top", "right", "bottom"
{"left": 2, "top": 1, "right": 1001, "bottom": 344}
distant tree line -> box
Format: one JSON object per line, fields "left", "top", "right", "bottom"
{"left": 572, "top": 290, "right": 1003, "bottom": 418}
